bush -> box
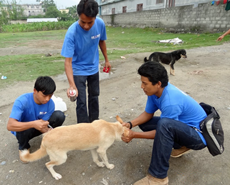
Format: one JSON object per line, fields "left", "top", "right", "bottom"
{"left": 1, "top": 21, "right": 76, "bottom": 33}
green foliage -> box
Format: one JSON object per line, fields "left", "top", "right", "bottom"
{"left": 0, "top": 0, "right": 24, "bottom": 27}
{"left": 0, "top": 6, "right": 8, "bottom": 26}
{"left": 67, "top": 5, "right": 78, "bottom": 20}
{"left": 45, "top": 6, "right": 60, "bottom": 18}
{"left": 1, "top": 21, "right": 75, "bottom": 33}
{"left": 42, "top": 0, "right": 56, "bottom": 12}
{"left": 59, "top": 12, "right": 74, "bottom": 21}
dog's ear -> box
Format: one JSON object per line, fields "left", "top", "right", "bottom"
{"left": 144, "top": 57, "right": 148, "bottom": 62}
{"left": 181, "top": 49, "right": 187, "bottom": 58}
{"left": 116, "top": 115, "right": 124, "bottom": 124}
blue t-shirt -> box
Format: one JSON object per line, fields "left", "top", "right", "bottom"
{"left": 61, "top": 17, "right": 107, "bottom": 76}
{"left": 145, "top": 83, "right": 207, "bottom": 145}
{"left": 9, "top": 93, "right": 55, "bottom": 136}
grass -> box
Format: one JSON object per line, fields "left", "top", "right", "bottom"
{"left": 103, "top": 27, "right": 224, "bottom": 60}
{"left": 1, "top": 21, "right": 75, "bottom": 33}
{"left": 0, "top": 26, "right": 228, "bottom": 89}
{"left": 0, "top": 54, "right": 64, "bottom": 88}
{"left": 0, "top": 30, "right": 67, "bottom": 48}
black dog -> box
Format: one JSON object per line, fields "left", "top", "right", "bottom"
{"left": 144, "top": 49, "right": 187, "bottom": 76}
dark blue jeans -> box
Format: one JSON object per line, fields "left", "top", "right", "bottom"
{"left": 16, "top": 110, "right": 65, "bottom": 150}
{"left": 139, "top": 117, "right": 206, "bottom": 179}
{"left": 74, "top": 72, "right": 99, "bottom": 123}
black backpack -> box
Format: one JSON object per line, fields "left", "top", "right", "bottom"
{"left": 199, "top": 102, "right": 224, "bottom": 156}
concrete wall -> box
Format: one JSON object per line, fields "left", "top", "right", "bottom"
{"left": 100, "top": 3, "right": 230, "bottom": 32}
{"left": 10, "top": 20, "right": 27, "bottom": 24}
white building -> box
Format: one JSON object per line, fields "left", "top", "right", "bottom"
{"left": 96, "top": 0, "right": 212, "bottom": 15}
{"left": 21, "top": 4, "right": 45, "bottom": 16}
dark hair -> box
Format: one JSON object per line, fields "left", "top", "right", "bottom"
{"left": 34, "top": 76, "right": 56, "bottom": 95}
{"left": 138, "top": 62, "right": 168, "bottom": 87}
{"left": 77, "top": 0, "right": 98, "bottom": 17}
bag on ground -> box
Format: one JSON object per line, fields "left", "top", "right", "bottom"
{"left": 199, "top": 102, "right": 224, "bottom": 156}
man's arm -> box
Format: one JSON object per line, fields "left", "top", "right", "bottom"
{"left": 123, "top": 111, "right": 154, "bottom": 128}
{"left": 64, "top": 57, "right": 78, "bottom": 97}
{"left": 99, "top": 40, "right": 111, "bottom": 69}
{"left": 217, "top": 29, "right": 230, "bottom": 41}
{"left": 7, "top": 118, "right": 49, "bottom": 133}
{"left": 122, "top": 111, "right": 155, "bottom": 143}
{"left": 122, "top": 130, "right": 156, "bottom": 143}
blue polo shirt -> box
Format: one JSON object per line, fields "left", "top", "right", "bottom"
{"left": 61, "top": 17, "right": 107, "bottom": 76}
{"left": 145, "top": 83, "right": 207, "bottom": 145}
{"left": 9, "top": 93, "right": 55, "bottom": 136}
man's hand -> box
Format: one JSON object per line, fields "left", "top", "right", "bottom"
{"left": 217, "top": 35, "right": 224, "bottom": 41}
{"left": 104, "top": 61, "right": 111, "bottom": 72}
{"left": 34, "top": 120, "right": 49, "bottom": 133}
{"left": 67, "top": 87, "right": 78, "bottom": 98}
{"left": 122, "top": 129, "right": 134, "bottom": 143}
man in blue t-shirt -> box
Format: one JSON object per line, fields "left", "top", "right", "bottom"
{"left": 7, "top": 76, "right": 65, "bottom": 162}
{"left": 61, "top": 0, "right": 111, "bottom": 123}
{"left": 121, "top": 62, "right": 207, "bottom": 185}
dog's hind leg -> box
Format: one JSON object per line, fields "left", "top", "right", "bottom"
{"left": 170, "top": 62, "right": 175, "bottom": 76}
{"left": 97, "top": 145, "right": 114, "bottom": 170}
{"left": 90, "top": 149, "right": 105, "bottom": 168}
{"left": 45, "top": 151, "right": 67, "bottom": 180}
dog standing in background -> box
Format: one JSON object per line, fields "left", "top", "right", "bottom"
{"left": 20, "top": 116, "right": 129, "bottom": 180}
{"left": 144, "top": 49, "right": 187, "bottom": 76}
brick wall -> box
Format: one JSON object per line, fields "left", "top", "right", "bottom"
{"left": 100, "top": 3, "right": 230, "bottom": 32}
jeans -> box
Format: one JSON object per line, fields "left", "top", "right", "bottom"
{"left": 74, "top": 72, "right": 99, "bottom": 123}
{"left": 139, "top": 117, "right": 206, "bottom": 179}
{"left": 16, "top": 110, "right": 65, "bottom": 150}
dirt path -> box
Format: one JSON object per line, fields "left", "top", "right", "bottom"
{"left": 0, "top": 43, "right": 229, "bottom": 185}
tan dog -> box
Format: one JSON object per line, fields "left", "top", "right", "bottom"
{"left": 20, "top": 115, "right": 129, "bottom": 180}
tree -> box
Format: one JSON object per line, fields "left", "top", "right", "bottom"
{"left": 8, "top": 0, "right": 24, "bottom": 20}
{"left": 67, "top": 5, "right": 78, "bottom": 20}
{"left": 0, "top": 0, "right": 24, "bottom": 27}
{"left": 42, "top": 0, "right": 56, "bottom": 13}
{"left": 45, "top": 6, "right": 60, "bottom": 18}
{"left": 0, "top": 0, "right": 9, "bottom": 26}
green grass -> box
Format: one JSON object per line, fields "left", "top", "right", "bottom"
{"left": 0, "top": 54, "right": 64, "bottom": 88}
{"left": 102, "top": 27, "right": 224, "bottom": 60}
{"left": 0, "top": 26, "right": 228, "bottom": 89}
{"left": 0, "top": 30, "right": 67, "bottom": 48}
{"left": 1, "top": 21, "right": 75, "bottom": 33}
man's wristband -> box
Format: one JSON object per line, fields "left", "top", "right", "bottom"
{"left": 127, "top": 121, "right": 133, "bottom": 129}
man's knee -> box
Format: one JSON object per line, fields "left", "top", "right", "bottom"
{"left": 157, "top": 118, "right": 173, "bottom": 132}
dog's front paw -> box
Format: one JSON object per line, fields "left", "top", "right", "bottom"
{"left": 106, "top": 164, "right": 114, "bottom": 169}
{"left": 96, "top": 161, "right": 105, "bottom": 168}
{"left": 53, "top": 173, "right": 62, "bottom": 180}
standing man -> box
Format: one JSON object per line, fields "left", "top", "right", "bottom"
{"left": 61, "top": 0, "right": 111, "bottom": 123}
{"left": 7, "top": 76, "right": 65, "bottom": 162}
{"left": 122, "top": 62, "right": 207, "bottom": 185}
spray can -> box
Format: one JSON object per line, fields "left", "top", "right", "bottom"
{"left": 69, "top": 90, "right": 77, "bottom": 102}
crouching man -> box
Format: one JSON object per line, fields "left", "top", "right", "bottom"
{"left": 7, "top": 76, "right": 65, "bottom": 162}
{"left": 122, "top": 62, "right": 207, "bottom": 185}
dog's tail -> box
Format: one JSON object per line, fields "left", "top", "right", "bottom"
{"left": 144, "top": 57, "right": 148, "bottom": 62}
{"left": 20, "top": 143, "right": 47, "bottom": 162}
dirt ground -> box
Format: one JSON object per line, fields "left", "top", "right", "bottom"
{"left": 0, "top": 42, "right": 230, "bottom": 185}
